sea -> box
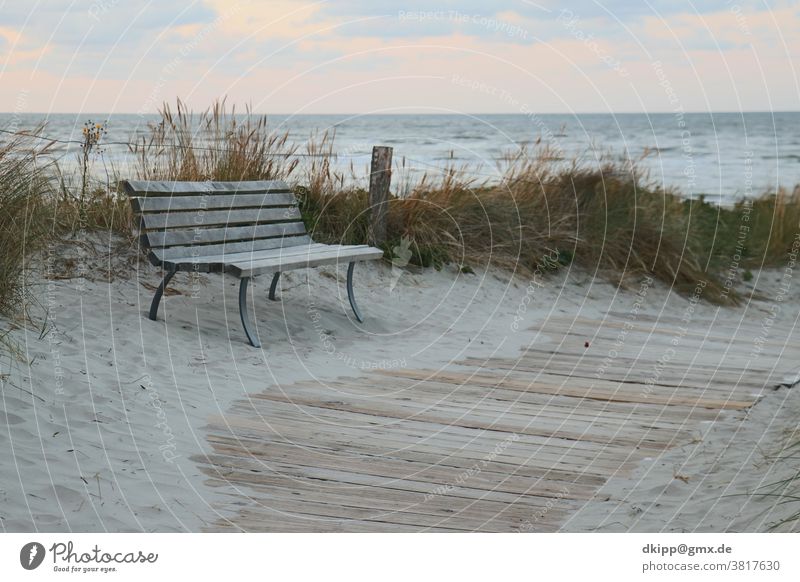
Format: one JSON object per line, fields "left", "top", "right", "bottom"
{"left": 2, "top": 111, "right": 798, "bottom": 204}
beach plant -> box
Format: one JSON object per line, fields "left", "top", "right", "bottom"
{"left": 79, "top": 120, "right": 107, "bottom": 200}
{"left": 48, "top": 119, "right": 132, "bottom": 240}
{"left": 0, "top": 129, "right": 52, "bottom": 316}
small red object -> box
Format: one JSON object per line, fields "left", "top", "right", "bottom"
{"left": 584, "top": 341, "right": 590, "bottom": 348}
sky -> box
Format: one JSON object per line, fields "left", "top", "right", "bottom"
{"left": 0, "top": 0, "right": 798, "bottom": 114}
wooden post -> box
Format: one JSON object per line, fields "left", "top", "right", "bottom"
{"left": 368, "top": 145, "right": 392, "bottom": 246}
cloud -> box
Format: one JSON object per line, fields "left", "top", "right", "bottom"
{"left": 313, "top": 0, "right": 765, "bottom": 21}
{"left": 0, "top": 0, "right": 798, "bottom": 113}
{"left": 2, "top": 0, "right": 216, "bottom": 54}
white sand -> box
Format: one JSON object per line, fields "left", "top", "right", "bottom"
{"left": 1, "top": 239, "right": 798, "bottom": 532}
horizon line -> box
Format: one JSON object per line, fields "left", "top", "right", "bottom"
{"left": 2, "top": 110, "right": 799, "bottom": 116}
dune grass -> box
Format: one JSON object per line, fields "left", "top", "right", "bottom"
{"left": 129, "top": 98, "right": 299, "bottom": 182}
{"left": 295, "top": 145, "right": 800, "bottom": 304}
{"left": 0, "top": 130, "right": 52, "bottom": 317}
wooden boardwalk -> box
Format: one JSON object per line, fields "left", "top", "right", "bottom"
{"left": 194, "top": 313, "right": 796, "bottom": 532}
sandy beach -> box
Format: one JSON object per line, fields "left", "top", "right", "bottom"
{"left": 1, "top": 236, "right": 798, "bottom": 532}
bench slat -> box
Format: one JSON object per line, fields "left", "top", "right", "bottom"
{"left": 133, "top": 192, "right": 297, "bottom": 213}
{"left": 227, "top": 246, "right": 384, "bottom": 277}
{"left": 158, "top": 242, "right": 334, "bottom": 272}
{"left": 160, "top": 243, "right": 369, "bottom": 266}
{"left": 144, "top": 221, "right": 307, "bottom": 248}
{"left": 141, "top": 207, "right": 302, "bottom": 230}
{"left": 125, "top": 180, "right": 290, "bottom": 194}
{"left": 154, "top": 234, "right": 313, "bottom": 264}
{"left": 163, "top": 242, "right": 340, "bottom": 265}
{"left": 158, "top": 243, "right": 383, "bottom": 277}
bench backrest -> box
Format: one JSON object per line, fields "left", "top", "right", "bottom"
{"left": 121, "top": 180, "right": 310, "bottom": 264}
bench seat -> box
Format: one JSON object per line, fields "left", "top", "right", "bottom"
{"left": 122, "top": 179, "right": 385, "bottom": 347}
{"left": 161, "top": 243, "right": 384, "bottom": 276}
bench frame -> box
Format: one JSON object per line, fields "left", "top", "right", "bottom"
{"left": 122, "top": 179, "right": 384, "bottom": 347}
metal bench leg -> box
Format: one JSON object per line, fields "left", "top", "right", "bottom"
{"left": 239, "top": 277, "right": 261, "bottom": 348}
{"left": 268, "top": 272, "right": 281, "bottom": 301}
{"left": 149, "top": 266, "right": 178, "bottom": 321}
{"left": 346, "top": 261, "right": 364, "bottom": 323}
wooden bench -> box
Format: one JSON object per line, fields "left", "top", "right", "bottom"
{"left": 121, "top": 180, "right": 384, "bottom": 347}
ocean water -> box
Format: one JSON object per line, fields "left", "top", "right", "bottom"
{"left": 2, "top": 111, "right": 798, "bottom": 203}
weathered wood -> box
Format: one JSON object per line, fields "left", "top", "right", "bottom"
{"left": 124, "top": 179, "right": 290, "bottom": 194}
{"left": 368, "top": 146, "right": 392, "bottom": 246}
{"left": 133, "top": 192, "right": 297, "bottom": 212}
{"left": 513, "top": 347, "right": 778, "bottom": 375}
{"left": 380, "top": 369, "right": 757, "bottom": 410}
{"left": 247, "top": 378, "right": 699, "bottom": 437}
{"left": 153, "top": 234, "right": 313, "bottom": 263}
{"left": 468, "top": 357, "right": 778, "bottom": 391}
{"left": 157, "top": 240, "right": 368, "bottom": 270}
{"left": 319, "top": 377, "right": 722, "bottom": 427}
{"left": 205, "top": 445, "right": 596, "bottom": 500}
{"left": 144, "top": 221, "right": 308, "bottom": 248}
{"left": 455, "top": 366, "right": 763, "bottom": 400}
{"left": 152, "top": 241, "right": 364, "bottom": 271}
{"left": 162, "top": 241, "right": 329, "bottom": 263}
{"left": 140, "top": 207, "right": 303, "bottom": 230}
{"left": 213, "top": 411, "right": 641, "bottom": 475}
{"left": 160, "top": 242, "right": 372, "bottom": 264}
{"left": 198, "top": 452, "right": 580, "bottom": 519}
{"left": 205, "top": 431, "right": 607, "bottom": 487}
{"left": 226, "top": 246, "right": 384, "bottom": 278}
{"left": 149, "top": 236, "right": 314, "bottom": 271}
{"left": 248, "top": 391, "right": 683, "bottom": 450}
{"left": 226, "top": 399, "right": 646, "bottom": 459}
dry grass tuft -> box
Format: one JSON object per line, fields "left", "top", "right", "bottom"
{"left": 130, "top": 98, "right": 299, "bottom": 181}
{"left": 0, "top": 129, "right": 52, "bottom": 316}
